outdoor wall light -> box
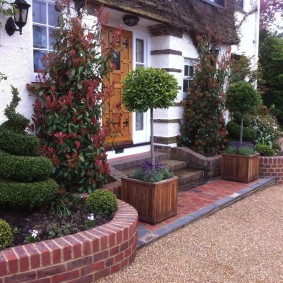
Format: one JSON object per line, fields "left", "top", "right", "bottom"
{"left": 122, "top": 15, "right": 140, "bottom": 27}
{"left": 209, "top": 43, "right": 221, "bottom": 59}
{"left": 5, "top": 0, "right": 31, "bottom": 36}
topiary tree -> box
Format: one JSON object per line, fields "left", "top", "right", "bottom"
{"left": 122, "top": 67, "right": 178, "bottom": 164}
{"left": 226, "top": 81, "right": 262, "bottom": 143}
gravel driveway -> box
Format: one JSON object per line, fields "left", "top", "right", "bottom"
{"left": 98, "top": 185, "right": 283, "bottom": 283}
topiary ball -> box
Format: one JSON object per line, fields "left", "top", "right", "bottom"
{"left": 0, "top": 219, "right": 13, "bottom": 250}
{"left": 86, "top": 189, "right": 118, "bottom": 217}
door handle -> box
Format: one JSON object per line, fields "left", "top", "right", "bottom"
{"left": 123, "top": 119, "right": 129, "bottom": 127}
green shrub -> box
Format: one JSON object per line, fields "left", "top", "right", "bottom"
{"left": 0, "top": 178, "right": 58, "bottom": 210}
{"left": 0, "top": 219, "right": 13, "bottom": 250}
{"left": 232, "top": 112, "right": 251, "bottom": 127}
{"left": 2, "top": 86, "right": 30, "bottom": 133}
{"left": 86, "top": 189, "right": 118, "bottom": 217}
{"left": 0, "top": 150, "right": 52, "bottom": 182}
{"left": 226, "top": 121, "right": 257, "bottom": 142}
{"left": 255, "top": 144, "right": 276, "bottom": 156}
{"left": 0, "top": 127, "right": 39, "bottom": 156}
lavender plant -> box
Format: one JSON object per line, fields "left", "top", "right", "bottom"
{"left": 224, "top": 142, "right": 257, "bottom": 156}
{"left": 131, "top": 161, "right": 173, "bottom": 183}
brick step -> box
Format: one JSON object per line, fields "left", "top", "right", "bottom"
{"left": 108, "top": 151, "right": 168, "bottom": 171}
{"left": 161, "top": 159, "right": 187, "bottom": 171}
{"left": 173, "top": 168, "right": 205, "bottom": 188}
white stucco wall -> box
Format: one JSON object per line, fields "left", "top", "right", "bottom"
{"left": 0, "top": 0, "right": 34, "bottom": 125}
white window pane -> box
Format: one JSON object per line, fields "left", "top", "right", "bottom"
{"left": 48, "top": 3, "right": 58, "bottom": 26}
{"left": 34, "top": 50, "right": 46, "bottom": 72}
{"left": 33, "top": 25, "right": 47, "bottom": 48}
{"left": 136, "top": 39, "right": 144, "bottom": 63}
{"left": 136, "top": 112, "right": 144, "bottom": 131}
{"left": 33, "top": 0, "right": 46, "bottom": 24}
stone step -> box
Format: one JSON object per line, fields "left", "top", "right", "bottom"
{"left": 108, "top": 151, "right": 168, "bottom": 171}
{"left": 161, "top": 159, "right": 187, "bottom": 171}
{"left": 173, "top": 168, "right": 205, "bottom": 188}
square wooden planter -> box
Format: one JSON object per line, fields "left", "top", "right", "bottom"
{"left": 221, "top": 153, "right": 260, "bottom": 183}
{"left": 121, "top": 176, "right": 178, "bottom": 224}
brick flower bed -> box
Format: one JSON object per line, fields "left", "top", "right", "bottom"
{"left": 0, "top": 200, "right": 138, "bottom": 283}
{"left": 259, "top": 156, "right": 283, "bottom": 184}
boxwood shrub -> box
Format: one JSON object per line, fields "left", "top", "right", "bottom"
{"left": 0, "top": 150, "right": 52, "bottom": 182}
{"left": 226, "top": 121, "right": 257, "bottom": 142}
{"left": 0, "top": 178, "right": 58, "bottom": 210}
{"left": 0, "top": 219, "right": 13, "bottom": 250}
{"left": 86, "top": 189, "right": 118, "bottom": 217}
{"left": 0, "top": 127, "right": 39, "bottom": 156}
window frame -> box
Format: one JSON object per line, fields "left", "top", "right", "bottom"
{"left": 183, "top": 58, "right": 198, "bottom": 99}
{"left": 31, "top": 0, "right": 58, "bottom": 79}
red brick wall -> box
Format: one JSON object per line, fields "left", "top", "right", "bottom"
{"left": 259, "top": 156, "right": 283, "bottom": 184}
{"left": 0, "top": 200, "right": 138, "bottom": 283}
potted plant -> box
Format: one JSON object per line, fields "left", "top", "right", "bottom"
{"left": 121, "top": 67, "right": 179, "bottom": 224}
{"left": 221, "top": 142, "right": 260, "bottom": 183}
{"left": 222, "top": 82, "right": 261, "bottom": 183}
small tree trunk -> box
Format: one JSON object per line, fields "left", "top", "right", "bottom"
{"left": 240, "top": 116, "right": 243, "bottom": 143}
{"left": 150, "top": 107, "right": 155, "bottom": 165}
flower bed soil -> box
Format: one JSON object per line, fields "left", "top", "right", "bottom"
{"left": 0, "top": 195, "right": 112, "bottom": 247}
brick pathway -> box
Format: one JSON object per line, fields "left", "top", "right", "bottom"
{"left": 137, "top": 177, "right": 276, "bottom": 247}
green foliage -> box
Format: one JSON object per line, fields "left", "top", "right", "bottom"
{"left": 131, "top": 161, "right": 173, "bottom": 182}
{"left": 0, "top": 150, "right": 52, "bottom": 182}
{"left": 259, "top": 36, "right": 283, "bottom": 125}
{"left": 122, "top": 67, "right": 178, "bottom": 112}
{"left": 0, "top": 126, "right": 40, "bottom": 156}
{"left": 0, "top": 178, "right": 58, "bottom": 210}
{"left": 223, "top": 142, "right": 257, "bottom": 156}
{"left": 86, "top": 189, "right": 117, "bottom": 217}
{"left": 33, "top": 5, "right": 113, "bottom": 193}
{"left": 226, "top": 121, "right": 257, "bottom": 142}
{"left": 2, "top": 86, "right": 30, "bottom": 133}
{"left": 0, "top": 219, "right": 13, "bottom": 250}
{"left": 229, "top": 55, "right": 258, "bottom": 84}
{"left": 255, "top": 144, "right": 275, "bottom": 156}
{"left": 179, "top": 36, "right": 229, "bottom": 156}
{"left": 226, "top": 82, "right": 262, "bottom": 116}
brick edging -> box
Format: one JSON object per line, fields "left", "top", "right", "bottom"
{"left": 0, "top": 200, "right": 138, "bottom": 283}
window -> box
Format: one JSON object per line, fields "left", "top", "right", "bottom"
{"left": 135, "top": 38, "right": 145, "bottom": 131}
{"left": 32, "top": 0, "right": 58, "bottom": 72}
{"left": 205, "top": 0, "right": 225, "bottom": 7}
{"left": 235, "top": 0, "right": 244, "bottom": 10}
{"left": 183, "top": 60, "right": 196, "bottom": 99}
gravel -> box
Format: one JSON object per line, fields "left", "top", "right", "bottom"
{"left": 98, "top": 185, "right": 283, "bottom": 283}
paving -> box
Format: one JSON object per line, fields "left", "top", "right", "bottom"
{"left": 137, "top": 177, "right": 276, "bottom": 248}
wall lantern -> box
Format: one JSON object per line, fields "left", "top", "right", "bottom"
{"left": 5, "top": 0, "right": 31, "bottom": 36}
{"left": 209, "top": 43, "right": 221, "bottom": 59}
{"left": 122, "top": 15, "right": 140, "bottom": 27}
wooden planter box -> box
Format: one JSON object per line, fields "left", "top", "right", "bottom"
{"left": 221, "top": 153, "right": 260, "bottom": 183}
{"left": 121, "top": 176, "right": 178, "bottom": 224}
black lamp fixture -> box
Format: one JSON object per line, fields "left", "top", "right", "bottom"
{"left": 209, "top": 43, "right": 221, "bottom": 59}
{"left": 5, "top": 0, "right": 31, "bottom": 36}
{"left": 122, "top": 14, "right": 140, "bottom": 27}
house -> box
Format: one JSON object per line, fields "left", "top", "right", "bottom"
{"left": 0, "top": 0, "right": 260, "bottom": 159}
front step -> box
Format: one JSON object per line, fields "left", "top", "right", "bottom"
{"left": 108, "top": 151, "right": 168, "bottom": 171}
{"left": 173, "top": 168, "right": 205, "bottom": 188}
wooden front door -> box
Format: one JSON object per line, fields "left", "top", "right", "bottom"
{"left": 102, "top": 27, "right": 133, "bottom": 146}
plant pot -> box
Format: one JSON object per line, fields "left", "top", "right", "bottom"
{"left": 121, "top": 176, "right": 178, "bottom": 224}
{"left": 221, "top": 153, "right": 260, "bottom": 183}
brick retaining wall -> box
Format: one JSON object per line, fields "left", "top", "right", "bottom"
{"left": 0, "top": 200, "right": 138, "bottom": 283}
{"left": 259, "top": 156, "right": 283, "bottom": 184}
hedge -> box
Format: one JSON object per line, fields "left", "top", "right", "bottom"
{"left": 0, "top": 178, "right": 58, "bottom": 210}
{"left": 0, "top": 127, "right": 39, "bottom": 156}
{"left": 0, "top": 150, "right": 52, "bottom": 182}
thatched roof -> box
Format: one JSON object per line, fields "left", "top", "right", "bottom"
{"left": 88, "top": 0, "right": 239, "bottom": 45}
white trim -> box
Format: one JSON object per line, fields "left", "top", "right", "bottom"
{"left": 107, "top": 144, "right": 150, "bottom": 159}
{"left": 131, "top": 31, "right": 151, "bottom": 144}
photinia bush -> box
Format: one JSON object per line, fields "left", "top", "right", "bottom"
{"left": 33, "top": 3, "right": 119, "bottom": 193}
{"left": 179, "top": 34, "right": 229, "bottom": 156}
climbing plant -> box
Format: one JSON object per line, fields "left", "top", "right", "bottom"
{"left": 179, "top": 35, "right": 230, "bottom": 156}
{"left": 33, "top": 3, "right": 118, "bottom": 193}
